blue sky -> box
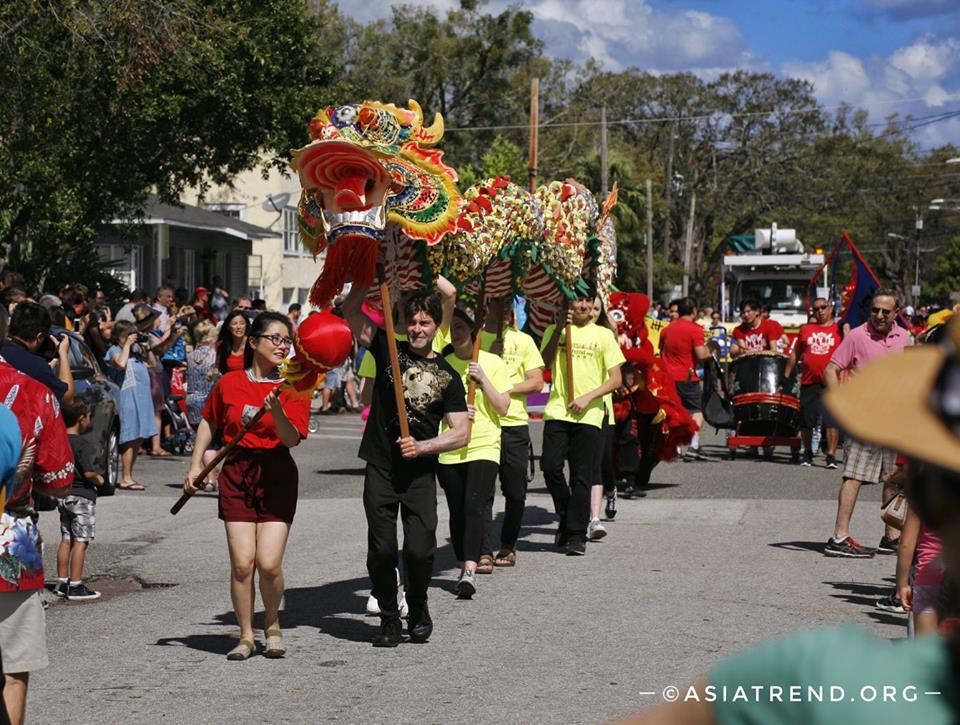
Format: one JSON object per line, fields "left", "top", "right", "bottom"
{"left": 337, "top": 0, "right": 960, "bottom": 147}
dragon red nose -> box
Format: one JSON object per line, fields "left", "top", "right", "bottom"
{"left": 333, "top": 174, "right": 369, "bottom": 211}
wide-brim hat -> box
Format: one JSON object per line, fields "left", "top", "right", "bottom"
{"left": 824, "top": 316, "right": 960, "bottom": 473}
{"left": 131, "top": 303, "right": 159, "bottom": 331}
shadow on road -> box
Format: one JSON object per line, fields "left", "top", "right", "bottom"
{"left": 314, "top": 467, "right": 367, "bottom": 477}
{"left": 154, "top": 633, "right": 237, "bottom": 656}
{"left": 769, "top": 541, "right": 827, "bottom": 554}
{"left": 823, "top": 580, "right": 891, "bottom": 607}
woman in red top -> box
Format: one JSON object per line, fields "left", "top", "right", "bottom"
{"left": 183, "top": 312, "right": 310, "bottom": 661}
{"left": 216, "top": 310, "right": 249, "bottom": 374}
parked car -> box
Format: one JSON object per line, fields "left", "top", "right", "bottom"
{"left": 52, "top": 327, "right": 121, "bottom": 496}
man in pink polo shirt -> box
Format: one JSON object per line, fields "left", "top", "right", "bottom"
{"left": 822, "top": 289, "right": 910, "bottom": 558}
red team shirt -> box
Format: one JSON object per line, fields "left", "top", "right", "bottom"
{"left": 202, "top": 371, "right": 311, "bottom": 449}
{"left": 794, "top": 323, "right": 842, "bottom": 386}
{"left": 732, "top": 319, "right": 781, "bottom": 353}
{"left": 659, "top": 318, "right": 705, "bottom": 382}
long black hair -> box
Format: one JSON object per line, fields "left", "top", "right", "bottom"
{"left": 216, "top": 310, "right": 249, "bottom": 374}
{"left": 243, "top": 311, "right": 292, "bottom": 371}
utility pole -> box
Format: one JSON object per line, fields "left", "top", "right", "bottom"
{"left": 681, "top": 190, "right": 696, "bottom": 297}
{"left": 528, "top": 78, "right": 539, "bottom": 193}
{"left": 645, "top": 178, "right": 654, "bottom": 298}
{"left": 662, "top": 120, "right": 676, "bottom": 264}
{"left": 600, "top": 105, "right": 608, "bottom": 197}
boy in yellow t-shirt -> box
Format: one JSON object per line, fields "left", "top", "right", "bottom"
{"left": 437, "top": 304, "right": 511, "bottom": 598}
{"left": 478, "top": 299, "right": 544, "bottom": 568}
{"left": 540, "top": 291, "right": 625, "bottom": 556}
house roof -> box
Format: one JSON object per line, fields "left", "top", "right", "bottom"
{"left": 111, "top": 194, "right": 280, "bottom": 241}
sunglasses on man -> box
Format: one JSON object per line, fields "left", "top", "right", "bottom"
{"left": 871, "top": 306, "right": 896, "bottom": 316}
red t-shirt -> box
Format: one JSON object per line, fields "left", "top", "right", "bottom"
{"left": 659, "top": 318, "right": 705, "bottom": 382}
{"left": 732, "top": 319, "right": 780, "bottom": 353}
{"left": 202, "top": 371, "right": 311, "bottom": 449}
{"left": 795, "top": 322, "right": 841, "bottom": 385}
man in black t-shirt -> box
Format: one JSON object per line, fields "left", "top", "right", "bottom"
{"left": 344, "top": 285, "right": 470, "bottom": 647}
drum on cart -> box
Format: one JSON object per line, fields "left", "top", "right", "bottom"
{"left": 727, "top": 352, "right": 802, "bottom": 460}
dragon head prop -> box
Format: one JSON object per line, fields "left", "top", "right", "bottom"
{"left": 291, "top": 100, "right": 461, "bottom": 307}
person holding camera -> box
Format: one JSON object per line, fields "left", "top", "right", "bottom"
{"left": 1, "top": 301, "right": 75, "bottom": 406}
{"left": 104, "top": 319, "right": 158, "bottom": 490}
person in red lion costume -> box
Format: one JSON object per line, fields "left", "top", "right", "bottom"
{"left": 608, "top": 292, "right": 697, "bottom": 497}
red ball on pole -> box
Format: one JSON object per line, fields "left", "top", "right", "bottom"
{"left": 293, "top": 310, "right": 354, "bottom": 373}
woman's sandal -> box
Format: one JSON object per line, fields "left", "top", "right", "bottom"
{"left": 263, "top": 628, "right": 286, "bottom": 659}
{"left": 117, "top": 482, "right": 145, "bottom": 491}
{"left": 476, "top": 554, "right": 495, "bottom": 574}
{"left": 226, "top": 639, "right": 256, "bottom": 661}
{"left": 494, "top": 549, "right": 516, "bottom": 567}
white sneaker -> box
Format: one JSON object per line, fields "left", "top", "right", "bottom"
{"left": 587, "top": 518, "right": 607, "bottom": 541}
{"left": 399, "top": 593, "right": 409, "bottom": 618}
{"left": 366, "top": 594, "right": 380, "bottom": 615}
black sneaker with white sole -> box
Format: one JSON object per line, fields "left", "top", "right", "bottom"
{"left": 824, "top": 536, "right": 875, "bottom": 558}
{"left": 877, "top": 535, "right": 900, "bottom": 554}
{"left": 52, "top": 581, "right": 68, "bottom": 599}
{"left": 801, "top": 451, "right": 814, "bottom": 466}
{"left": 825, "top": 455, "right": 839, "bottom": 469}
{"left": 605, "top": 493, "right": 618, "bottom": 520}
{"left": 875, "top": 594, "right": 906, "bottom": 614}
{"left": 66, "top": 583, "right": 101, "bottom": 601}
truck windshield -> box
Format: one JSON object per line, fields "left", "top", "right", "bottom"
{"left": 736, "top": 279, "right": 808, "bottom": 311}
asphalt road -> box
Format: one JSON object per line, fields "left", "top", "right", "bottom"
{"left": 29, "top": 413, "right": 898, "bottom": 724}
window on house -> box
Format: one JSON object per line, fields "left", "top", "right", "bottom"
{"left": 283, "top": 206, "right": 306, "bottom": 255}
{"left": 248, "top": 255, "right": 262, "bottom": 289}
{"left": 283, "top": 287, "right": 295, "bottom": 306}
{"left": 298, "top": 288, "right": 309, "bottom": 305}
{"left": 205, "top": 203, "right": 245, "bottom": 221}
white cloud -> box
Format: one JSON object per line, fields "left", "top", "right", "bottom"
{"left": 780, "top": 36, "right": 960, "bottom": 147}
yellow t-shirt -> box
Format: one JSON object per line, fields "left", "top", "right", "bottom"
{"left": 479, "top": 328, "right": 544, "bottom": 427}
{"left": 438, "top": 349, "right": 511, "bottom": 465}
{"left": 603, "top": 392, "right": 614, "bottom": 425}
{"left": 541, "top": 322, "right": 625, "bottom": 429}
{"left": 358, "top": 327, "right": 451, "bottom": 378}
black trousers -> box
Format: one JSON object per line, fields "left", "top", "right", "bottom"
{"left": 438, "top": 460, "right": 498, "bottom": 564}
{"left": 599, "top": 417, "right": 615, "bottom": 493}
{"left": 540, "top": 420, "right": 602, "bottom": 537}
{"left": 363, "top": 463, "right": 437, "bottom": 621}
{"left": 616, "top": 412, "right": 659, "bottom": 488}
{"left": 481, "top": 425, "right": 531, "bottom": 554}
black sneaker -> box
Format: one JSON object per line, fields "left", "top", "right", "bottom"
{"left": 605, "top": 493, "right": 618, "bottom": 520}
{"left": 565, "top": 536, "right": 586, "bottom": 556}
{"left": 876, "top": 594, "right": 906, "bottom": 614}
{"left": 824, "top": 536, "right": 875, "bottom": 558}
{"left": 801, "top": 451, "right": 814, "bottom": 466}
{"left": 52, "top": 581, "right": 68, "bottom": 599}
{"left": 554, "top": 525, "right": 570, "bottom": 549}
{"left": 372, "top": 617, "right": 402, "bottom": 647}
{"left": 825, "top": 455, "right": 839, "bottom": 469}
{"left": 407, "top": 603, "right": 432, "bottom": 643}
{"left": 877, "top": 535, "right": 900, "bottom": 554}
{"left": 66, "top": 583, "right": 101, "bottom": 601}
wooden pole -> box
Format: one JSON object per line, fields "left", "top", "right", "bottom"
{"left": 564, "top": 321, "right": 575, "bottom": 406}
{"left": 600, "top": 105, "right": 608, "bottom": 198}
{"left": 528, "top": 77, "right": 539, "bottom": 193}
{"left": 663, "top": 121, "right": 675, "bottom": 264}
{"left": 681, "top": 190, "right": 696, "bottom": 297}
{"left": 377, "top": 264, "right": 410, "bottom": 439}
{"left": 645, "top": 178, "right": 654, "bottom": 299}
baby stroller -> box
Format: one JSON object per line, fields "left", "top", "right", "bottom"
{"left": 161, "top": 371, "right": 195, "bottom": 456}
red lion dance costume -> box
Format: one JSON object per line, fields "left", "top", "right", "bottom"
{"left": 608, "top": 292, "right": 697, "bottom": 495}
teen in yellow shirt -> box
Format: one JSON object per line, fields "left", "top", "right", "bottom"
{"left": 437, "top": 305, "right": 511, "bottom": 598}
{"left": 540, "top": 292, "right": 624, "bottom": 556}
{"left": 478, "top": 300, "right": 544, "bottom": 568}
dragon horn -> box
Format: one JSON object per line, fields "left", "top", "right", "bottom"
{"left": 408, "top": 99, "right": 444, "bottom": 146}
{"left": 597, "top": 180, "right": 619, "bottom": 232}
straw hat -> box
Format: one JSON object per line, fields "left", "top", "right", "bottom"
{"left": 824, "top": 316, "right": 960, "bottom": 473}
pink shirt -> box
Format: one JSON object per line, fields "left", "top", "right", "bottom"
{"left": 828, "top": 322, "right": 909, "bottom": 372}
{"left": 915, "top": 524, "right": 943, "bottom": 586}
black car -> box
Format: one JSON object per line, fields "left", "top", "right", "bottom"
{"left": 52, "top": 327, "right": 121, "bottom": 496}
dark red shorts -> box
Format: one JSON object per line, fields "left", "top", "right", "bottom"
{"left": 218, "top": 447, "right": 299, "bottom": 524}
